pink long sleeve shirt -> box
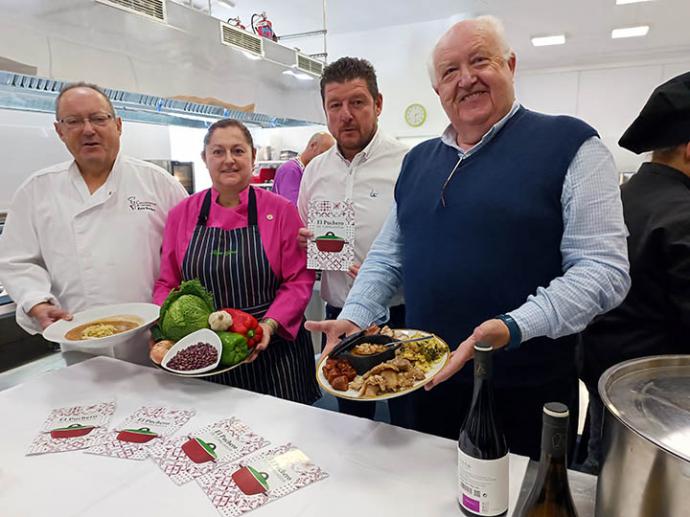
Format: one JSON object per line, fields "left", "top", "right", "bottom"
{"left": 153, "top": 187, "right": 315, "bottom": 341}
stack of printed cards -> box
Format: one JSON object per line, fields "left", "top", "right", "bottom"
{"left": 86, "top": 406, "right": 195, "bottom": 461}
{"left": 26, "top": 402, "right": 116, "bottom": 455}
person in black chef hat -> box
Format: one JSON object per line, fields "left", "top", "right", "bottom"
{"left": 579, "top": 71, "right": 690, "bottom": 474}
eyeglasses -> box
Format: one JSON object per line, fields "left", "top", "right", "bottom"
{"left": 440, "top": 156, "right": 464, "bottom": 208}
{"left": 58, "top": 113, "right": 114, "bottom": 130}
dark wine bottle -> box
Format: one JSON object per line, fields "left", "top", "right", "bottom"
{"left": 514, "top": 402, "right": 578, "bottom": 517}
{"left": 457, "top": 343, "right": 509, "bottom": 516}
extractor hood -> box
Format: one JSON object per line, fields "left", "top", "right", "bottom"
{"left": 0, "top": 0, "right": 326, "bottom": 124}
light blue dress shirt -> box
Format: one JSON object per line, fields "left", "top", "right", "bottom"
{"left": 338, "top": 103, "right": 631, "bottom": 344}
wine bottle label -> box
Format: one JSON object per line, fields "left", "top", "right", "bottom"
{"left": 457, "top": 446, "right": 509, "bottom": 516}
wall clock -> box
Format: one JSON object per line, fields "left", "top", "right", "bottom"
{"left": 404, "top": 103, "right": 427, "bottom": 127}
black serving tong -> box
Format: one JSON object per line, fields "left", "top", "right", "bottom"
{"left": 329, "top": 329, "right": 368, "bottom": 359}
{"left": 330, "top": 330, "right": 434, "bottom": 359}
{"left": 381, "top": 334, "right": 435, "bottom": 352}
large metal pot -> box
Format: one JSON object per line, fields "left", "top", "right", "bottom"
{"left": 596, "top": 355, "right": 690, "bottom": 517}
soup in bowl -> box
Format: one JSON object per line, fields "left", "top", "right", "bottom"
{"left": 64, "top": 316, "right": 143, "bottom": 341}
{"left": 42, "top": 302, "right": 160, "bottom": 347}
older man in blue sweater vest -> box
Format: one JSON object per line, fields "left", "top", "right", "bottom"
{"left": 307, "top": 16, "right": 630, "bottom": 460}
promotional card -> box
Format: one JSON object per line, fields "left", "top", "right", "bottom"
{"left": 86, "top": 406, "right": 195, "bottom": 461}
{"left": 306, "top": 200, "right": 355, "bottom": 272}
{"left": 196, "top": 444, "right": 328, "bottom": 516}
{"left": 26, "top": 401, "right": 116, "bottom": 456}
{"left": 149, "top": 417, "right": 270, "bottom": 485}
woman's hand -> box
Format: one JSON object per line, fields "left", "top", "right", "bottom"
{"left": 245, "top": 321, "right": 274, "bottom": 363}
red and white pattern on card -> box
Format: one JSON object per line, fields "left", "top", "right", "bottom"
{"left": 40, "top": 401, "right": 116, "bottom": 433}
{"left": 85, "top": 406, "right": 195, "bottom": 461}
{"left": 196, "top": 444, "right": 329, "bottom": 517}
{"left": 26, "top": 402, "right": 116, "bottom": 456}
{"left": 27, "top": 426, "right": 110, "bottom": 456}
{"left": 149, "top": 417, "right": 270, "bottom": 485}
{"left": 306, "top": 200, "right": 356, "bottom": 272}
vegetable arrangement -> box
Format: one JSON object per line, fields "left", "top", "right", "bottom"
{"left": 151, "top": 280, "right": 267, "bottom": 371}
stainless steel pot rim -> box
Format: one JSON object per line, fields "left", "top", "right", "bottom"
{"left": 599, "top": 354, "right": 690, "bottom": 463}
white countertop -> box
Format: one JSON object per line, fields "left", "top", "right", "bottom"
{"left": 0, "top": 356, "right": 531, "bottom": 517}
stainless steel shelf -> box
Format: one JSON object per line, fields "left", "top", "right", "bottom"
{"left": 0, "top": 71, "right": 316, "bottom": 129}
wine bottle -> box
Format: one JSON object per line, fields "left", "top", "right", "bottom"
{"left": 514, "top": 402, "right": 578, "bottom": 517}
{"left": 457, "top": 343, "right": 509, "bottom": 516}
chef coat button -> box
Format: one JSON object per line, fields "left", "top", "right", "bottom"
{"left": 266, "top": 214, "right": 274, "bottom": 220}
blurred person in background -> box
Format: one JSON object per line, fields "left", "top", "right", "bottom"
{"left": 154, "top": 119, "right": 319, "bottom": 404}
{"left": 308, "top": 16, "right": 630, "bottom": 460}
{"left": 297, "top": 57, "right": 410, "bottom": 423}
{"left": 272, "top": 132, "right": 334, "bottom": 206}
{"left": 580, "top": 71, "right": 690, "bottom": 474}
{"left": 0, "top": 82, "right": 187, "bottom": 363}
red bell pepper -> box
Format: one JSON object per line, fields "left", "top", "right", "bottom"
{"left": 222, "top": 308, "right": 263, "bottom": 348}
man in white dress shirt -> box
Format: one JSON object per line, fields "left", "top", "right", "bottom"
{"left": 0, "top": 82, "right": 187, "bottom": 362}
{"left": 297, "top": 57, "right": 409, "bottom": 422}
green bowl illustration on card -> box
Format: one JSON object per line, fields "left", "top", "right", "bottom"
{"left": 50, "top": 423, "right": 96, "bottom": 439}
{"left": 181, "top": 437, "right": 217, "bottom": 464}
{"left": 116, "top": 427, "right": 158, "bottom": 443}
{"left": 315, "top": 231, "right": 346, "bottom": 253}
{"left": 232, "top": 465, "right": 270, "bottom": 495}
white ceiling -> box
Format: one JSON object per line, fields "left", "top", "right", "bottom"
{"left": 210, "top": 0, "right": 690, "bottom": 69}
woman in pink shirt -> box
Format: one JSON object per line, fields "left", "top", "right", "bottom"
{"left": 154, "top": 119, "right": 319, "bottom": 404}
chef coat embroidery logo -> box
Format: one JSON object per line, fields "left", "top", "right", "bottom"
{"left": 128, "top": 196, "right": 157, "bottom": 212}
{"left": 212, "top": 249, "right": 238, "bottom": 257}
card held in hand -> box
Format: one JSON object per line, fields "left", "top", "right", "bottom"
{"left": 307, "top": 200, "right": 355, "bottom": 272}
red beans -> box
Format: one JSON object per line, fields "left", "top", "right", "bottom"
{"left": 167, "top": 342, "right": 217, "bottom": 371}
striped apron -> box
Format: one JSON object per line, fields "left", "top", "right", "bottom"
{"left": 181, "top": 187, "right": 320, "bottom": 405}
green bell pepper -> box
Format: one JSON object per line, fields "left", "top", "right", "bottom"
{"left": 217, "top": 331, "right": 249, "bottom": 367}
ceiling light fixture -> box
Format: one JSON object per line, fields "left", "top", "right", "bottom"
{"left": 531, "top": 34, "right": 566, "bottom": 47}
{"left": 616, "top": 0, "right": 653, "bottom": 5}
{"left": 217, "top": 0, "right": 237, "bottom": 7}
{"left": 611, "top": 25, "right": 650, "bottom": 38}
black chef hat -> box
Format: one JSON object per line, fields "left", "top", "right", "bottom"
{"left": 619, "top": 71, "right": 690, "bottom": 154}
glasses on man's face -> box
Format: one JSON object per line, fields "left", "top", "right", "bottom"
{"left": 58, "top": 113, "right": 113, "bottom": 131}
{"left": 440, "top": 156, "right": 464, "bottom": 208}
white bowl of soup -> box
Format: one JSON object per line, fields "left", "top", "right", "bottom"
{"left": 43, "top": 303, "right": 160, "bottom": 347}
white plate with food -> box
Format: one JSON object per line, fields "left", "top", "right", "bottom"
{"left": 42, "top": 302, "right": 160, "bottom": 347}
{"left": 316, "top": 328, "right": 450, "bottom": 401}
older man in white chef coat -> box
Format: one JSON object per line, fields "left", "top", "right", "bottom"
{"left": 0, "top": 82, "right": 187, "bottom": 363}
